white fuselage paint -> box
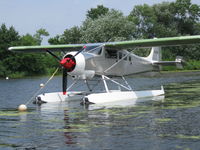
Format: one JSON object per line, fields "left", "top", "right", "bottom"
{"left": 71, "top": 48, "right": 157, "bottom": 77}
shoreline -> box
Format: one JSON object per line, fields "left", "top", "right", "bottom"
{"left": 1, "top": 70, "right": 200, "bottom": 79}
{"left": 159, "top": 70, "right": 200, "bottom": 77}
{"left": 129, "top": 70, "right": 200, "bottom": 78}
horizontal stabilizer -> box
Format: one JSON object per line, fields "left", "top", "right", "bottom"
{"left": 153, "top": 56, "right": 185, "bottom": 69}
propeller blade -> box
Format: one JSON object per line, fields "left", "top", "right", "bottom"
{"left": 46, "top": 49, "right": 61, "bottom": 61}
{"left": 73, "top": 46, "right": 86, "bottom": 57}
{"left": 62, "top": 68, "right": 68, "bottom": 95}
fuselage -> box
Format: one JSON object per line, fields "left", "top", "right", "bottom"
{"left": 66, "top": 45, "right": 158, "bottom": 78}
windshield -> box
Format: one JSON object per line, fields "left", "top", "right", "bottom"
{"left": 84, "top": 46, "right": 102, "bottom": 55}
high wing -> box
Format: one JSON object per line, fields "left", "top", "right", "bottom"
{"left": 105, "top": 35, "right": 200, "bottom": 49}
{"left": 8, "top": 35, "right": 200, "bottom": 52}
{"left": 8, "top": 44, "right": 85, "bottom": 52}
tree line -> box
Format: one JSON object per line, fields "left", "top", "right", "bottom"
{"left": 0, "top": 0, "right": 200, "bottom": 78}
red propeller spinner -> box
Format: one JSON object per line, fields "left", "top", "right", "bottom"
{"left": 60, "top": 55, "right": 76, "bottom": 72}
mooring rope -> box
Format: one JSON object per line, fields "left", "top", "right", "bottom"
{"left": 25, "top": 67, "right": 59, "bottom": 105}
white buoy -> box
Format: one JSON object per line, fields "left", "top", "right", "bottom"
{"left": 18, "top": 104, "right": 27, "bottom": 111}
{"left": 6, "top": 77, "right": 9, "bottom": 80}
{"left": 40, "top": 83, "right": 44, "bottom": 88}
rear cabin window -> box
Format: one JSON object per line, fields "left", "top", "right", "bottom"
{"left": 119, "top": 52, "right": 123, "bottom": 59}
{"left": 129, "top": 56, "right": 132, "bottom": 62}
{"left": 123, "top": 54, "right": 127, "bottom": 61}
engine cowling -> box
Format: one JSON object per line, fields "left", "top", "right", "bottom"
{"left": 63, "top": 52, "right": 95, "bottom": 79}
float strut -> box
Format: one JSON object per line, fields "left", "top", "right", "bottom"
{"left": 102, "top": 75, "right": 109, "bottom": 93}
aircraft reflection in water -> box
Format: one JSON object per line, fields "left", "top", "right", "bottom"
{"left": 9, "top": 35, "right": 200, "bottom": 105}
{"left": 36, "top": 95, "right": 164, "bottom": 148}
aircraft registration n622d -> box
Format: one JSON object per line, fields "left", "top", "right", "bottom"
{"left": 8, "top": 35, "right": 200, "bottom": 105}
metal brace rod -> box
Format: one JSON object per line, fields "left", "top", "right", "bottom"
{"left": 66, "top": 80, "right": 78, "bottom": 91}
{"left": 122, "top": 76, "right": 133, "bottom": 90}
{"left": 85, "top": 80, "right": 92, "bottom": 92}
{"left": 103, "top": 75, "right": 132, "bottom": 91}
{"left": 102, "top": 75, "right": 109, "bottom": 93}
{"left": 104, "top": 48, "right": 136, "bottom": 73}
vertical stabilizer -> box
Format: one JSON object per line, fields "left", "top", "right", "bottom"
{"left": 147, "top": 47, "right": 161, "bottom": 61}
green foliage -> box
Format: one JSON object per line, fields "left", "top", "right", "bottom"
{"left": 49, "top": 9, "right": 136, "bottom": 44}
{"left": 49, "top": 26, "right": 81, "bottom": 44}
{"left": 162, "top": 60, "right": 200, "bottom": 71}
{"left": 0, "top": 24, "right": 55, "bottom": 78}
{"left": 170, "top": 0, "right": 200, "bottom": 35}
{"left": 20, "top": 34, "right": 39, "bottom": 46}
{"left": 0, "top": 24, "right": 20, "bottom": 77}
{"left": 81, "top": 10, "right": 135, "bottom": 43}
{"left": 0, "top": 24, "right": 20, "bottom": 59}
{"left": 184, "top": 60, "right": 200, "bottom": 70}
{"left": 48, "top": 35, "right": 61, "bottom": 45}
{"left": 34, "top": 28, "right": 49, "bottom": 45}
{"left": 9, "top": 72, "right": 27, "bottom": 78}
{"left": 129, "top": 0, "right": 200, "bottom": 38}
{"left": 133, "top": 48, "right": 151, "bottom": 57}
{"left": 128, "top": 0, "right": 200, "bottom": 59}
{"left": 86, "top": 5, "right": 109, "bottom": 20}
{"left": 129, "top": 4, "right": 157, "bottom": 38}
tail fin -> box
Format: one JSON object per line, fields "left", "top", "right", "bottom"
{"left": 147, "top": 47, "right": 161, "bottom": 61}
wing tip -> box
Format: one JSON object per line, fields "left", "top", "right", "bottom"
{"left": 8, "top": 47, "right": 13, "bottom": 51}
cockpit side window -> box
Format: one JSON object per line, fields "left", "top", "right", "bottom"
{"left": 105, "top": 49, "right": 117, "bottom": 58}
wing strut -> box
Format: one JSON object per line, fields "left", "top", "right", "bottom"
{"left": 104, "top": 48, "right": 136, "bottom": 73}
{"left": 46, "top": 49, "right": 61, "bottom": 61}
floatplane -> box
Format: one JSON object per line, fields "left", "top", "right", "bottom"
{"left": 9, "top": 35, "right": 200, "bottom": 105}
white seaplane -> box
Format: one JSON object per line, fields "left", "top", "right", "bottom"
{"left": 9, "top": 35, "right": 200, "bottom": 105}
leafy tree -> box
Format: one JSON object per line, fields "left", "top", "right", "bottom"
{"left": 0, "top": 61, "right": 8, "bottom": 77}
{"left": 86, "top": 5, "right": 109, "bottom": 20}
{"left": 20, "top": 34, "right": 39, "bottom": 46}
{"left": 0, "top": 24, "right": 21, "bottom": 77}
{"left": 61, "top": 26, "right": 82, "bottom": 44}
{"left": 48, "top": 35, "right": 62, "bottom": 45}
{"left": 14, "top": 29, "right": 51, "bottom": 75}
{"left": 129, "top": 2, "right": 179, "bottom": 38}
{"left": 0, "top": 24, "right": 53, "bottom": 77}
{"left": 152, "top": 2, "right": 180, "bottom": 37}
{"left": 128, "top": 0, "right": 200, "bottom": 60}
{"left": 20, "top": 28, "right": 49, "bottom": 46}
{"left": 170, "top": 0, "right": 200, "bottom": 35}
{"left": 49, "top": 26, "right": 81, "bottom": 44}
{"left": 81, "top": 10, "right": 136, "bottom": 43}
{"left": 129, "top": 0, "right": 200, "bottom": 38}
{"left": 128, "top": 4, "right": 157, "bottom": 38}
{"left": 0, "top": 24, "right": 20, "bottom": 59}
{"left": 34, "top": 28, "right": 49, "bottom": 45}
{"left": 49, "top": 5, "right": 109, "bottom": 45}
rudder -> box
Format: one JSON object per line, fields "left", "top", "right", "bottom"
{"left": 147, "top": 47, "right": 161, "bottom": 61}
